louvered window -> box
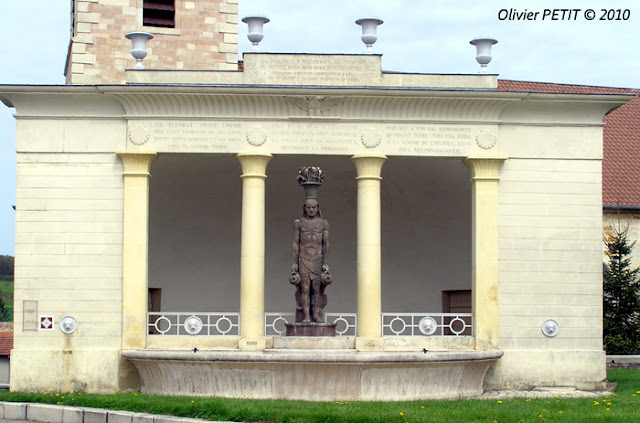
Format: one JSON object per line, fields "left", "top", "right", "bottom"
{"left": 143, "top": 0, "right": 175, "bottom": 28}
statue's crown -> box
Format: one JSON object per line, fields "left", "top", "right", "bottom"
{"left": 297, "top": 166, "right": 324, "bottom": 199}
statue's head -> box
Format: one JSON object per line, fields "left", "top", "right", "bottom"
{"left": 302, "top": 199, "right": 321, "bottom": 218}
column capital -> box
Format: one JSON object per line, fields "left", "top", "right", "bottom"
{"left": 117, "top": 152, "right": 158, "bottom": 176}
{"left": 351, "top": 154, "right": 387, "bottom": 180}
{"left": 236, "top": 153, "right": 273, "bottom": 179}
{"left": 463, "top": 156, "right": 507, "bottom": 181}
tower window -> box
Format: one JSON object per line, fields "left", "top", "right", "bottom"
{"left": 143, "top": 0, "right": 175, "bottom": 28}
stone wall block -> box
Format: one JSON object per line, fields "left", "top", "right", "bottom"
{"left": 218, "top": 22, "right": 238, "bottom": 34}
{"left": 71, "top": 43, "right": 87, "bottom": 53}
{"left": 224, "top": 33, "right": 238, "bottom": 44}
{"left": 218, "top": 43, "right": 236, "bottom": 53}
{"left": 77, "top": 54, "right": 97, "bottom": 65}
{"left": 77, "top": 2, "right": 92, "bottom": 12}
{"left": 224, "top": 14, "right": 238, "bottom": 24}
{"left": 71, "top": 63, "right": 86, "bottom": 74}
{"left": 73, "top": 33, "right": 95, "bottom": 44}
{"left": 77, "top": 22, "right": 93, "bottom": 33}
{"left": 216, "top": 63, "right": 238, "bottom": 70}
{"left": 219, "top": 3, "right": 238, "bottom": 13}
{"left": 77, "top": 12, "right": 101, "bottom": 24}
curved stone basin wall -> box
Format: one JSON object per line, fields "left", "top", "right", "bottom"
{"left": 123, "top": 349, "right": 503, "bottom": 401}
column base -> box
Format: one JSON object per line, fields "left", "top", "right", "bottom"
{"left": 239, "top": 337, "right": 266, "bottom": 350}
{"left": 356, "top": 337, "right": 384, "bottom": 351}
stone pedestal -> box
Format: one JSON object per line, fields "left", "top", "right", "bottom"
{"left": 286, "top": 322, "right": 336, "bottom": 337}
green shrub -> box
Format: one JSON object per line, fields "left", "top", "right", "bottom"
{"left": 604, "top": 333, "right": 639, "bottom": 355}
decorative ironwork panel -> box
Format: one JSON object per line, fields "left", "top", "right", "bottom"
{"left": 264, "top": 312, "right": 295, "bottom": 336}
{"left": 148, "top": 312, "right": 240, "bottom": 336}
{"left": 264, "top": 312, "right": 357, "bottom": 336}
{"left": 381, "top": 313, "right": 473, "bottom": 336}
{"left": 325, "top": 313, "right": 357, "bottom": 336}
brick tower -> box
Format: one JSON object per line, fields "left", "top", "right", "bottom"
{"left": 65, "top": 0, "right": 239, "bottom": 84}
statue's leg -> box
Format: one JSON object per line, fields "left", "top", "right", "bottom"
{"left": 311, "top": 275, "right": 322, "bottom": 322}
{"left": 300, "top": 274, "right": 311, "bottom": 323}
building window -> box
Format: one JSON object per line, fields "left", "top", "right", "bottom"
{"left": 143, "top": 0, "right": 175, "bottom": 28}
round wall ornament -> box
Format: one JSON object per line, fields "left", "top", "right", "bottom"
{"left": 184, "top": 315, "right": 203, "bottom": 335}
{"left": 418, "top": 316, "right": 438, "bottom": 336}
{"left": 128, "top": 125, "right": 151, "bottom": 146}
{"left": 361, "top": 130, "right": 382, "bottom": 148}
{"left": 246, "top": 128, "right": 268, "bottom": 146}
{"left": 541, "top": 319, "right": 559, "bottom": 337}
{"left": 60, "top": 316, "right": 78, "bottom": 334}
{"left": 476, "top": 131, "right": 497, "bottom": 150}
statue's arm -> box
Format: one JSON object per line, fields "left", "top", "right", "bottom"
{"left": 292, "top": 219, "right": 301, "bottom": 272}
{"left": 322, "top": 219, "right": 329, "bottom": 269}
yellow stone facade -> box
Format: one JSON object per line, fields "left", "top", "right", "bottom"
{"left": 2, "top": 11, "right": 631, "bottom": 394}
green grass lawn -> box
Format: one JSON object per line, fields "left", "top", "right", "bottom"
{"left": 0, "top": 369, "right": 638, "bottom": 422}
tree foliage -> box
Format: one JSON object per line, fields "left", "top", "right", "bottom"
{"left": 603, "top": 227, "right": 640, "bottom": 354}
{"left": 0, "top": 255, "right": 13, "bottom": 276}
{"left": 0, "top": 298, "right": 10, "bottom": 322}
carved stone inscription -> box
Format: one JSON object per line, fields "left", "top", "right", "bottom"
{"left": 248, "top": 56, "right": 379, "bottom": 86}
{"left": 385, "top": 125, "right": 474, "bottom": 156}
{"left": 134, "top": 120, "right": 495, "bottom": 157}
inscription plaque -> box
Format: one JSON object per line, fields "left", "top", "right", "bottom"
{"left": 129, "top": 120, "right": 497, "bottom": 157}
{"left": 23, "top": 300, "right": 38, "bottom": 331}
{"left": 245, "top": 55, "right": 380, "bottom": 86}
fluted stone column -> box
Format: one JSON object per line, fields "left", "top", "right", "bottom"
{"left": 117, "top": 152, "right": 158, "bottom": 350}
{"left": 463, "top": 156, "right": 506, "bottom": 350}
{"left": 351, "top": 154, "right": 387, "bottom": 350}
{"left": 236, "top": 153, "right": 273, "bottom": 350}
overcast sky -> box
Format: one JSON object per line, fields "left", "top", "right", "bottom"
{"left": 0, "top": 0, "right": 639, "bottom": 255}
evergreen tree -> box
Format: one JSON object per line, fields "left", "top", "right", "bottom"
{"left": 603, "top": 226, "right": 640, "bottom": 354}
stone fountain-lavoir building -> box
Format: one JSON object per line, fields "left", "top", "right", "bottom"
{"left": 0, "top": 0, "right": 629, "bottom": 400}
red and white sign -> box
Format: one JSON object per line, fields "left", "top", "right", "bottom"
{"left": 39, "top": 315, "right": 54, "bottom": 331}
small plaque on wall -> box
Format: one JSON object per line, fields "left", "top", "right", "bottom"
{"left": 39, "top": 315, "right": 54, "bottom": 331}
{"left": 23, "top": 300, "right": 38, "bottom": 331}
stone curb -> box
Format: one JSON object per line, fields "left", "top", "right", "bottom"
{"left": 607, "top": 355, "right": 640, "bottom": 369}
{"left": 0, "top": 403, "right": 231, "bottom": 423}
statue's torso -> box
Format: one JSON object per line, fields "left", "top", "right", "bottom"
{"left": 297, "top": 218, "right": 326, "bottom": 273}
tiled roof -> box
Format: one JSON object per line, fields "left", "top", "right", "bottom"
{"left": 0, "top": 331, "right": 13, "bottom": 356}
{"left": 498, "top": 80, "right": 640, "bottom": 208}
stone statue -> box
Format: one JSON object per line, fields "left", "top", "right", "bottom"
{"left": 290, "top": 167, "right": 333, "bottom": 323}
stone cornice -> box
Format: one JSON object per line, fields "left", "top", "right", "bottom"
{"left": 0, "top": 85, "right": 631, "bottom": 125}
{"left": 112, "top": 92, "right": 515, "bottom": 122}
